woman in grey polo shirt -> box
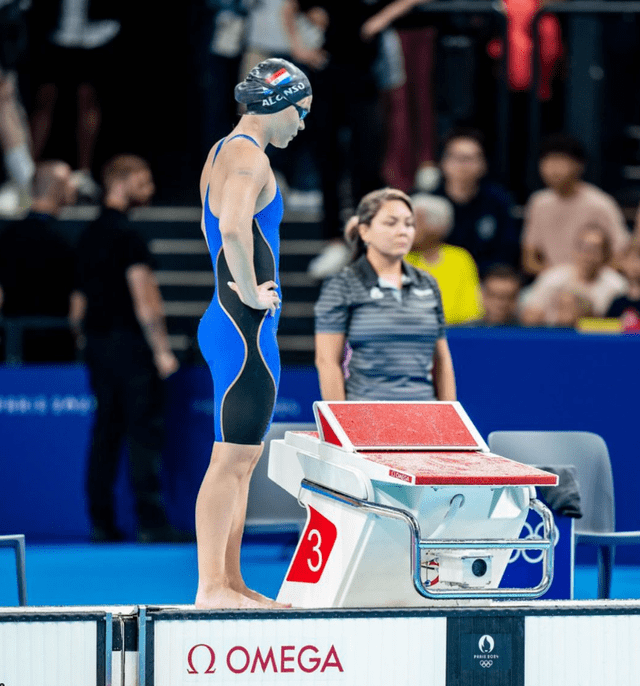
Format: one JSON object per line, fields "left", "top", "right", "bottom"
{"left": 314, "top": 188, "right": 456, "bottom": 401}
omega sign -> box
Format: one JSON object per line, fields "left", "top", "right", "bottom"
{"left": 186, "top": 643, "right": 344, "bottom": 675}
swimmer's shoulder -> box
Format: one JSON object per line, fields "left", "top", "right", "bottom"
{"left": 199, "top": 142, "right": 220, "bottom": 200}
{"left": 223, "top": 135, "right": 270, "bottom": 171}
{"left": 211, "top": 138, "right": 272, "bottom": 200}
{"left": 203, "top": 136, "right": 269, "bottom": 187}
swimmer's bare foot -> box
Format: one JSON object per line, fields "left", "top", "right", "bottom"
{"left": 234, "top": 584, "right": 291, "bottom": 610}
{"left": 240, "top": 587, "right": 292, "bottom": 608}
{"left": 195, "top": 587, "right": 273, "bottom": 610}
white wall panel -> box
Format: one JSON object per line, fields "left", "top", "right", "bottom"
{"left": 525, "top": 615, "right": 640, "bottom": 686}
{"left": 0, "top": 620, "right": 98, "bottom": 686}
{"left": 153, "top": 616, "right": 447, "bottom": 686}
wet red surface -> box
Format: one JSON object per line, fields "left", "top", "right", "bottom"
{"left": 327, "top": 403, "right": 478, "bottom": 448}
{"left": 359, "top": 450, "right": 558, "bottom": 485}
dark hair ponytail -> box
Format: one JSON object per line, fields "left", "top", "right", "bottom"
{"left": 344, "top": 215, "right": 366, "bottom": 260}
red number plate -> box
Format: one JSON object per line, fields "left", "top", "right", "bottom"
{"left": 285, "top": 506, "right": 337, "bottom": 583}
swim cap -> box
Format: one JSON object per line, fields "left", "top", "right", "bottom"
{"left": 234, "top": 58, "right": 312, "bottom": 115}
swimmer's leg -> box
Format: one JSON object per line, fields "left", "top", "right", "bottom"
{"left": 195, "top": 440, "right": 271, "bottom": 609}
{"left": 223, "top": 446, "right": 291, "bottom": 608}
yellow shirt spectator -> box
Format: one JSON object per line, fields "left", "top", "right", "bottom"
{"left": 406, "top": 245, "right": 484, "bottom": 324}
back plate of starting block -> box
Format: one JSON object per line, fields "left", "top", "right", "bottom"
{"left": 313, "top": 401, "right": 489, "bottom": 452}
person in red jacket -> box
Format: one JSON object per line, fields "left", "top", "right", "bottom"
{"left": 487, "top": 0, "right": 562, "bottom": 100}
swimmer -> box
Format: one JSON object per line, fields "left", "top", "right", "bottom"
{"left": 195, "top": 58, "right": 312, "bottom": 609}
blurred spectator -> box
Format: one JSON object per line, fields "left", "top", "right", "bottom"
{"left": 76, "top": 154, "right": 181, "bottom": 543}
{"left": 0, "top": 0, "right": 27, "bottom": 74}
{"left": 0, "top": 69, "right": 33, "bottom": 217}
{"left": 244, "top": 0, "right": 289, "bottom": 67}
{"left": 551, "top": 287, "right": 593, "bottom": 329}
{"left": 606, "top": 242, "right": 640, "bottom": 332}
{"left": 600, "top": 18, "right": 640, "bottom": 195}
{"left": 241, "top": 0, "right": 321, "bottom": 211}
{"left": 405, "top": 192, "right": 483, "bottom": 325}
{"left": 522, "top": 134, "right": 630, "bottom": 277}
{"left": 521, "top": 223, "right": 627, "bottom": 325}
{"left": 434, "top": 127, "right": 520, "bottom": 275}
{"left": 27, "top": 0, "right": 122, "bottom": 199}
{"left": 199, "top": 0, "right": 249, "bottom": 152}
{"left": 0, "top": 160, "right": 80, "bottom": 361}
{"left": 283, "top": 0, "right": 387, "bottom": 279}
{"left": 474, "top": 264, "right": 522, "bottom": 326}
{"left": 361, "top": 0, "right": 440, "bottom": 193}
{"left": 487, "top": 0, "right": 562, "bottom": 101}
{"left": 487, "top": 0, "right": 563, "bottom": 200}
{"left": 0, "top": 0, "right": 35, "bottom": 217}
{"left": 633, "top": 200, "right": 640, "bottom": 242}
{"left": 315, "top": 188, "right": 456, "bottom": 401}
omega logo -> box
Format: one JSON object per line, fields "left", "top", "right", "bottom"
{"left": 187, "top": 644, "right": 216, "bottom": 674}
{"left": 186, "top": 643, "right": 344, "bottom": 675}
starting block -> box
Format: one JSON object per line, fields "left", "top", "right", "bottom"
{"left": 268, "top": 401, "right": 558, "bottom": 608}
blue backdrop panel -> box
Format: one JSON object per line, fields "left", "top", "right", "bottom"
{"left": 0, "top": 329, "right": 639, "bottom": 565}
{"left": 0, "top": 364, "right": 321, "bottom": 540}
{"left": 0, "top": 366, "right": 94, "bottom": 538}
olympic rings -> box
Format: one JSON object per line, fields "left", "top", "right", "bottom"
{"left": 508, "top": 520, "right": 560, "bottom": 564}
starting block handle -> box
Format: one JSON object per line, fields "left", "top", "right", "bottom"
{"left": 296, "top": 457, "right": 374, "bottom": 502}
{"left": 300, "top": 480, "right": 555, "bottom": 600}
{"left": 413, "top": 499, "right": 554, "bottom": 599}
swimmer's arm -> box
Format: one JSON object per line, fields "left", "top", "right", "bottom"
{"left": 315, "top": 333, "right": 347, "bottom": 400}
{"left": 126, "top": 264, "right": 179, "bottom": 378}
{"left": 433, "top": 338, "right": 456, "bottom": 401}
{"left": 217, "top": 151, "right": 271, "bottom": 309}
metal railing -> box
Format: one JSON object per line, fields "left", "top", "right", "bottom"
{"left": 301, "top": 479, "right": 555, "bottom": 600}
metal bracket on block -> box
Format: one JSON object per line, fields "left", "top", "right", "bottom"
{"left": 300, "top": 479, "right": 555, "bottom": 600}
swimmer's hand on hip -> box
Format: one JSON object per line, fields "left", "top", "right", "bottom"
{"left": 227, "top": 280, "right": 280, "bottom": 316}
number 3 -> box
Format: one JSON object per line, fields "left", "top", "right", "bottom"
{"left": 307, "top": 528, "right": 323, "bottom": 572}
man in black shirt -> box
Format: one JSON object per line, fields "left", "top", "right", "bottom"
{"left": 434, "top": 127, "right": 520, "bottom": 276}
{"left": 0, "top": 160, "right": 80, "bottom": 361}
{"left": 76, "top": 154, "right": 180, "bottom": 543}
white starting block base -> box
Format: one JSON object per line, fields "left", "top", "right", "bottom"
{"left": 4, "top": 602, "right": 640, "bottom": 686}
{"left": 269, "top": 402, "right": 558, "bottom": 607}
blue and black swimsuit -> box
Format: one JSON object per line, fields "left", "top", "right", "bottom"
{"left": 198, "top": 134, "right": 283, "bottom": 445}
